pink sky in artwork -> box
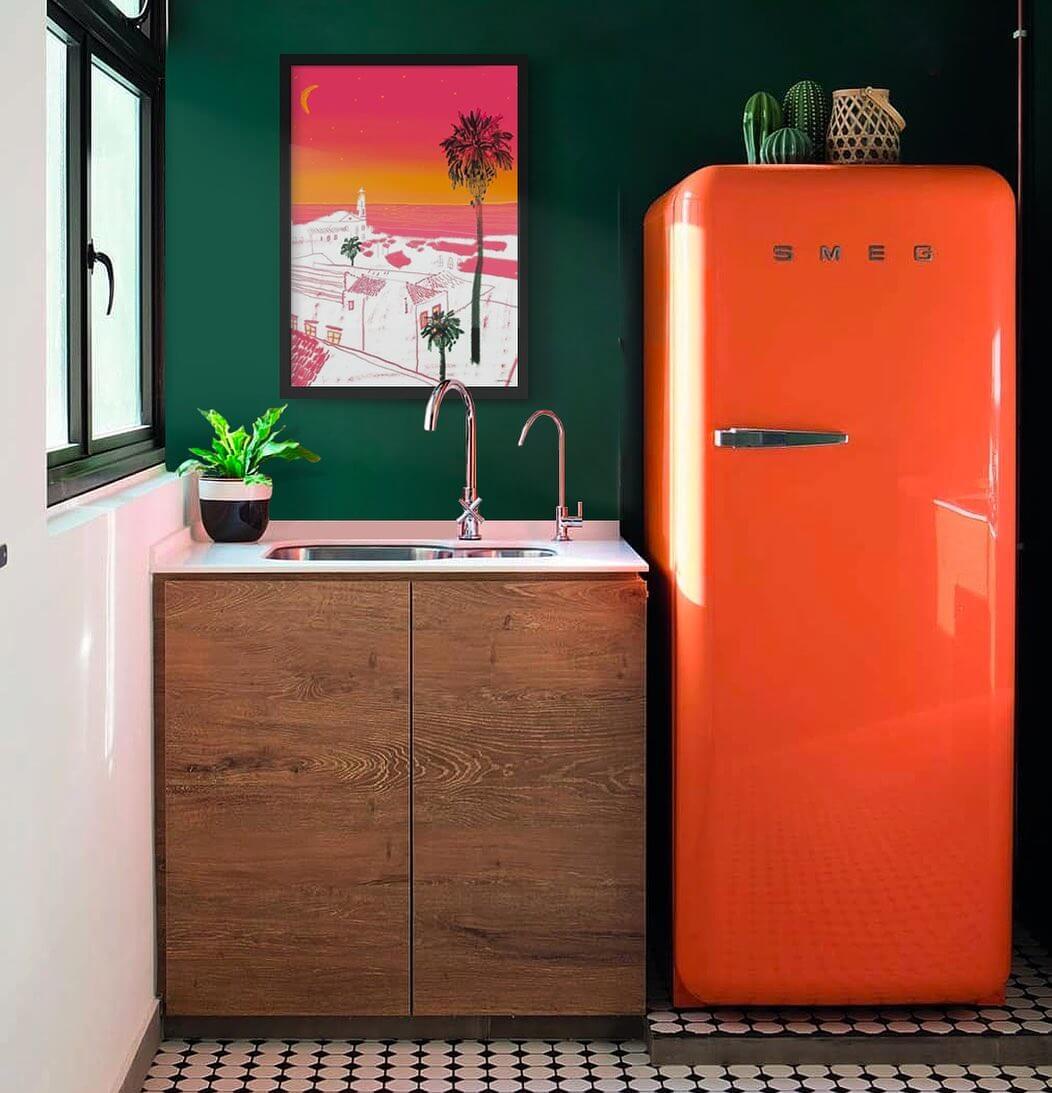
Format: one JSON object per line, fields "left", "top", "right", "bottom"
{"left": 291, "top": 64, "right": 519, "bottom": 205}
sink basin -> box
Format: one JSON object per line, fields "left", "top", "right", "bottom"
{"left": 266, "top": 544, "right": 455, "bottom": 561}
{"left": 453, "top": 547, "right": 556, "bottom": 558}
{"left": 264, "top": 543, "right": 556, "bottom": 562}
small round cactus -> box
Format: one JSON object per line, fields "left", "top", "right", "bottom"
{"left": 783, "top": 79, "right": 828, "bottom": 162}
{"left": 759, "top": 127, "right": 813, "bottom": 164}
{"left": 743, "top": 91, "right": 783, "bottom": 165}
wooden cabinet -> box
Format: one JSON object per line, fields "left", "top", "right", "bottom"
{"left": 412, "top": 580, "right": 646, "bottom": 1015}
{"left": 156, "top": 574, "right": 645, "bottom": 1019}
{"left": 157, "top": 579, "right": 410, "bottom": 1016}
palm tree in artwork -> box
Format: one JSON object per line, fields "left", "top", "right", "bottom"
{"left": 340, "top": 236, "right": 362, "bottom": 265}
{"left": 440, "top": 110, "right": 514, "bottom": 364}
{"left": 420, "top": 308, "right": 464, "bottom": 381}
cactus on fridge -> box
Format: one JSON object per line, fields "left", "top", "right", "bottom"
{"left": 743, "top": 91, "right": 783, "bottom": 165}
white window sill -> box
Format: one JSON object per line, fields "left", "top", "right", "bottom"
{"left": 47, "top": 465, "right": 184, "bottom": 537}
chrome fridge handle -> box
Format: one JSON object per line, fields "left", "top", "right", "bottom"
{"left": 714, "top": 427, "right": 849, "bottom": 449}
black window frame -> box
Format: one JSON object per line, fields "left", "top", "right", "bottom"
{"left": 46, "top": 0, "right": 166, "bottom": 506}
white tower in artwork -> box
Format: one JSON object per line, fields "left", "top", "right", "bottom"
{"left": 357, "top": 187, "right": 367, "bottom": 221}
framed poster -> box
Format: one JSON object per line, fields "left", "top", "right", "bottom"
{"left": 280, "top": 56, "right": 526, "bottom": 398}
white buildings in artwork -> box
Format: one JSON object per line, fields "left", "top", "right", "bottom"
{"left": 290, "top": 187, "right": 518, "bottom": 388}
{"left": 290, "top": 189, "right": 369, "bottom": 261}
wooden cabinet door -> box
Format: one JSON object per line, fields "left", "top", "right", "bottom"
{"left": 412, "top": 578, "right": 646, "bottom": 1015}
{"left": 159, "top": 579, "right": 410, "bottom": 1015}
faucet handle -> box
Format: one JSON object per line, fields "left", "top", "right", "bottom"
{"left": 563, "top": 501, "right": 584, "bottom": 526}
{"left": 555, "top": 501, "right": 584, "bottom": 540}
{"left": 458, "top": 494, "right": 484, "bottom": 520}
{"left": 457, "top": 494, "right": 484, "bottom": 540}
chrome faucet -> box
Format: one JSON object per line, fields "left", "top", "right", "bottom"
{"left": 517, "top": 409, "right": 584, "bottom": 541}
{"left": 424, "top": 379, "right": 483, "bottom": 541}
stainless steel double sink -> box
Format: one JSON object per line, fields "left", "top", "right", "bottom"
{"left": 265, "top": 543, "right": 556, "bottom": 562}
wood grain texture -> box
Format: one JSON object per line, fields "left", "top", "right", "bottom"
{"left": 412, "top": 578, "right": 646, "bottom": 1015}
{"left": 161, "top": 579, "right": 410, "bottom": 1016}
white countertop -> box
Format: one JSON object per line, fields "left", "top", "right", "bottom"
{"left": 152, "top": 520, "right": 648, "bottom": 576}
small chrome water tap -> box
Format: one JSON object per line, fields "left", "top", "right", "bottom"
{"left": 424, "top": 379, "right": 483, "bottom": 541}
{"left": 517, "top": 409, "right": 584, "bottom": 541}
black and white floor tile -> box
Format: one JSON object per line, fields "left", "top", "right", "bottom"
{"left": 140, "top": 1040, "right": 1052, "bottom": 1092}
{"left": 648, "top": 934, "right": 1052, "bottom": 1041}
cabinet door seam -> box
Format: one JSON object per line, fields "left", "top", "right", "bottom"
{"left": 408, "top": 579, "right": 415, "bottom": 1016}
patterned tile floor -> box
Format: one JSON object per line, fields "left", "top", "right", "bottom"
{"left": 648, "top": 933, "right": 1052, "bottom": 1041}
{"left": 140, "top": 1040, "right": 1052, "bottom": 1091}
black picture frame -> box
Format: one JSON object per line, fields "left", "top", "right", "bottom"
{"left": 279, "top": 54, "right": 527, "bottom": 400}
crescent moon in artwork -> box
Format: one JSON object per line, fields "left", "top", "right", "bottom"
{"left": 300, "top": 84, "right": 319, "bottom": 115}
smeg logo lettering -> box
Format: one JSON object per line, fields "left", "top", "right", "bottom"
{"left": 773, "top": 244, "right": 935, "bottom": 263}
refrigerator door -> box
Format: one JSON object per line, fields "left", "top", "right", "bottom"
{"left": 654, "top": 166, "right": 1015, "bottom": 1005}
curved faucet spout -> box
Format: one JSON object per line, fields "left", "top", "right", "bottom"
{"left": 518, "top": 408, "right": 584, "bottom": 541}
{"left": 424, "top": 379, "right": 481, "bottom": 539}
{"left": 518, "top": 409, "right": 566, "bottom": 510}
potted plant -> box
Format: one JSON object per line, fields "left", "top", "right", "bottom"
{"left": 176, "top": 406, "right": 320, "bottom": 543}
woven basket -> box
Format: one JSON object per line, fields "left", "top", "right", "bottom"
{"left": 827, "top": 87, "right": 906, "bottom": 164}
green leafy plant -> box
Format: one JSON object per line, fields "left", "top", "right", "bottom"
{"left": 340, "top": 235, "right": 362, "bottom": 265}
{"left": 176, "top": 405, "right": 320, "bottom": 486}
{"left": 420, "top": 308, "right": 464, "bottom": 382}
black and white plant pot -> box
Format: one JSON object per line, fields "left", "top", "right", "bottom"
{"left": 198, "top": 479, "right": 273, "bottom": 543}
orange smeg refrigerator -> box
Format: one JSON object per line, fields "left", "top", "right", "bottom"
{"left": 644, "top": 166, "right": 1015, "bottom": 1006}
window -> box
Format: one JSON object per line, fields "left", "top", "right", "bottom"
{"left": 46, "top": 28, "right": 70, "bottom": 452}
{"left": 108, "top": 0, "right": 146, "bottom": 17}
{"left": 46, "top": 0, "right": 165, "bottom": 505}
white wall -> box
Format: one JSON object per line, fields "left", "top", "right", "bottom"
{"left": 0, "top": 5, "right": 186, "bottom": 1091}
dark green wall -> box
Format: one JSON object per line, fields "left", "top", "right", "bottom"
{"left": 1016, "top": 0, "right": 1049, "bottom": 946}
{"left": 166, "top": 0, "right": 1016, "bottom": 523}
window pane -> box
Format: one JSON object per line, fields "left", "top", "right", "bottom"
{"left": 46, "top": 29, "right": 69, "bottom": 451}
{"left": 105, "top": 0, "right": 150, "bottom": 37}
{"left": 90, "top": 60, "right": 143, "bottom": 439}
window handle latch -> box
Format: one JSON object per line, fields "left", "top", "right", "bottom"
{"left": 127, "top": 0, "right": 153, "bottom": 28}
{"left": 87, "top": 240, "right": 115, "bottom": 316}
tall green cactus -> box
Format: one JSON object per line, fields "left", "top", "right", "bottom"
{"left": 759, "top": 127, "right": 813, "bottom": 164}
{"left": 743, "top": 91, "right": 783, "bottom": 165}
{"left": 783, "top": 80, "right": 828, "bottom": 162}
